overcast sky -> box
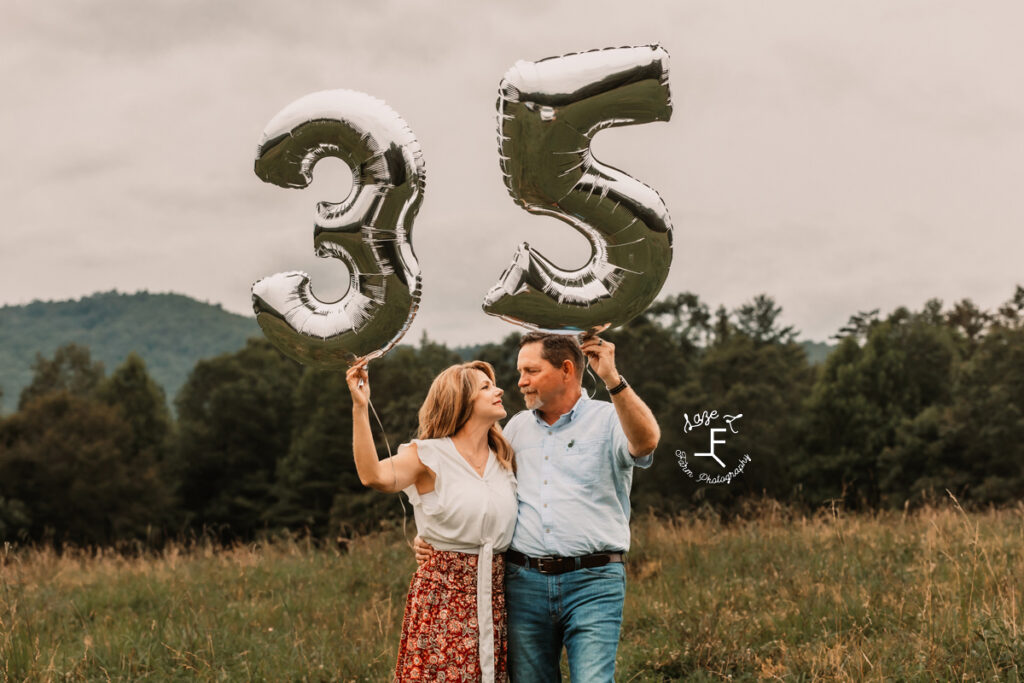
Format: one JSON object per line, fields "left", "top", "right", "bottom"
{"left": 3, "top": 0, "right": 1022, "bottom": 346}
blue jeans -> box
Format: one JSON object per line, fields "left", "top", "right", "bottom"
{"left": 505, "top": 560, "right": 626, "bottom": 682}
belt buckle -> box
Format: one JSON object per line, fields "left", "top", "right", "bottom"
{"left": 535, "top": 556, "right": 561, "bottom": 574}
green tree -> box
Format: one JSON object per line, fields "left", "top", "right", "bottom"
{"left": 0, "top": 392, "right": 166, "bottom": 544}
{"left": 834, "top": 309, "right": 880, "bottom": 343}
{"left": 949, "top": 324, "right": 1024, "bottom": 503}
{"left": 995, "top": 286, "right": 1024, "bottom": 328}
{"left": 946, "top": 298, "right": 990, "bottom": 354}
{"left": 96, "top": 353, "right": 172, "bottom": 462}
{"left": 604, "top": 306, "right": 696, "bottom": 425}
{"left": 267, "top": 338, "right": 461, "bottom": 538}
{"left": 647, "top": 292, "right": 713, "bottom": 352}
{"left": 798, "top": 307, "right": 959, "bottom": 508}
{"left": 264, "top": 368, "right": 354, "bottom": 536}
{"left": 878, "top": 323, "right": 1024, "bottom": 506}
{"left": 171, "top": 339, "right": 302, "bottom": 538}
{"left": 18, "top": 343, "right": 105, "bottom": 409}
{"left": 735, "top": 294, "right": 797, "bottom": 345}
{"left": 0, "top": 495, "right": 29, "bottom": 540}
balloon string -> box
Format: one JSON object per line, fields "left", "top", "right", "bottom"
{"left": 366, "top": 395, "right": 413, "bottom": 550}
{"left": 584, "top": 363, "right": 603, "bottom": 398}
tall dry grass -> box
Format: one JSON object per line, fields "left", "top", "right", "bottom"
{"left": 620, "top": 497, "right": 1024, "bottom": 681}
{"left": 2, "top": 498, "right": 1023, "bottom": 681}
{"left": 1, "top": 532, "right": 413, "bottom": 681}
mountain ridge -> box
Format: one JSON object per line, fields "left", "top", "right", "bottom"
{"left": 0, "top": 291, "right": 836, "bottom": 414}
{"left": 0, "top": 291, "right": 259, "bottom": 413}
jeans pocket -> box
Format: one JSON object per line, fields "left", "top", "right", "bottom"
{"left": 580, "top": 562, "right": 626, "bottom": 582}
{"left": 504, "top": 560, "right": 525, "bottom": 578}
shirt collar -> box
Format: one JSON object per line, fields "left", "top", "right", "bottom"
{"left": 531, "top": 394, "right": 588, "bottom": 428}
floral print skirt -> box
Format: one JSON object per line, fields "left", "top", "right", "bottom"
{"left": 394, "top": 549, "right": 507, "bottom": 682}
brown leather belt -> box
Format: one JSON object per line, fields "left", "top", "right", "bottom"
{"left": 506, "top": 550, "right": 624, "bottom": 575}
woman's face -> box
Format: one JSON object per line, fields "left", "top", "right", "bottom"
{"left": 470, "top": 369, "right": 506, "bottom": 422}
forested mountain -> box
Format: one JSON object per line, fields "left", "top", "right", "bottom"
{"left": 801, "top": 340, "right": 834, "bottom": 365}
{"left": 0, "top": 291, "right": 257, "bottom": 413}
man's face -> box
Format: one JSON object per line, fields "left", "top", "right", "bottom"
{"left": 517, "top": 342, "right": 567, "bottom": 410}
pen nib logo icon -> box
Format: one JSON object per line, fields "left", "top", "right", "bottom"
{"left": 693, "top": 428, "right": 727, "bottom": 468}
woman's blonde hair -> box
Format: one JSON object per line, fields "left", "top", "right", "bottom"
{"left": 417, "top": 361, "right": 515, "bottom": 472}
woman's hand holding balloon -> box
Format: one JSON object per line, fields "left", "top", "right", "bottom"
{"left": 346, "top": 360, "right": 371, "bottom": 409}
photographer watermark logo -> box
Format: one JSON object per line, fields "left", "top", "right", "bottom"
{"left": 676, "top": 410, "right": 751, "bottom": 485}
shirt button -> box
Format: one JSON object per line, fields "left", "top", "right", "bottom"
{"left": 545, "top": 529, "right": 550, "bottom": 533}
{"left": 543, "top": 503, "right": 547, "bottom": 508}
{"left": 543, "top": 480, "right": 547, "bottom": 485}
{"left": 545, "top": 456, "right": 549, "bottom": 460}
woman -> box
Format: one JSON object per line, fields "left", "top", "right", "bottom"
{"left": 346, "top": 359, "right": 518, "bottom": 682}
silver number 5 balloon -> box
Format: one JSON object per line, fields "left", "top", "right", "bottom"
{"left": 483, "top": 45, "right": 673, "bottom": 334}
{"left": 251, "top": 90, "right": 425, "bottom": 367}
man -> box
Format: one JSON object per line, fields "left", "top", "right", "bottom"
{"left": 416, "top": 331, "right": 660, "bottom": 681}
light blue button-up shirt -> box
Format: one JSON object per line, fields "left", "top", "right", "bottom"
{"left": 503, "top": 395, "right": 653, "bottom": 557}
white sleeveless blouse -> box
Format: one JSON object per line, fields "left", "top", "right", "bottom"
{"left": 402, "top": 437, "right": 517, "bottom": 682}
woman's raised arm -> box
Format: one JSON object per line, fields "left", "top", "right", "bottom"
{"left": 347, "top": 361, "right": 428, "bottom": 493}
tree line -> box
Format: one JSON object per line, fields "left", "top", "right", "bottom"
{"left": 2, "top": 288, "right": 1023, "bottom": 546}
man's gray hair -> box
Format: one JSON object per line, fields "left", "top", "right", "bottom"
{"left": 520, "top": 332, "right": 586, "bottom": 380}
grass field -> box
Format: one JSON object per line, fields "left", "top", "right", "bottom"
{"left": 2, "top": 498, "right": 1023, "bottom": 681}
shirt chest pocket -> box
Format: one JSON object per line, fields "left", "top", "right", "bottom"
{"left": 555, "top": 438, "right": 607, "bottom": 488}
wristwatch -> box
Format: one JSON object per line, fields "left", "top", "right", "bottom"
{"left": 606, "top": 375, "right": 628, "bottom": 396}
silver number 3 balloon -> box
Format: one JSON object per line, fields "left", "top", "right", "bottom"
{"left": 483, "top": 45, "right": 673, "bottom": 334}
{"left": 251, "top": 90, "right": 425, "bottom": 368}
{"left": 252, "top": 45, "right": 672, "bottom": 367}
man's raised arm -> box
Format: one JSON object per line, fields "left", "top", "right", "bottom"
{"left": 580, "top": 336, "right": 660, "bottom": 456}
